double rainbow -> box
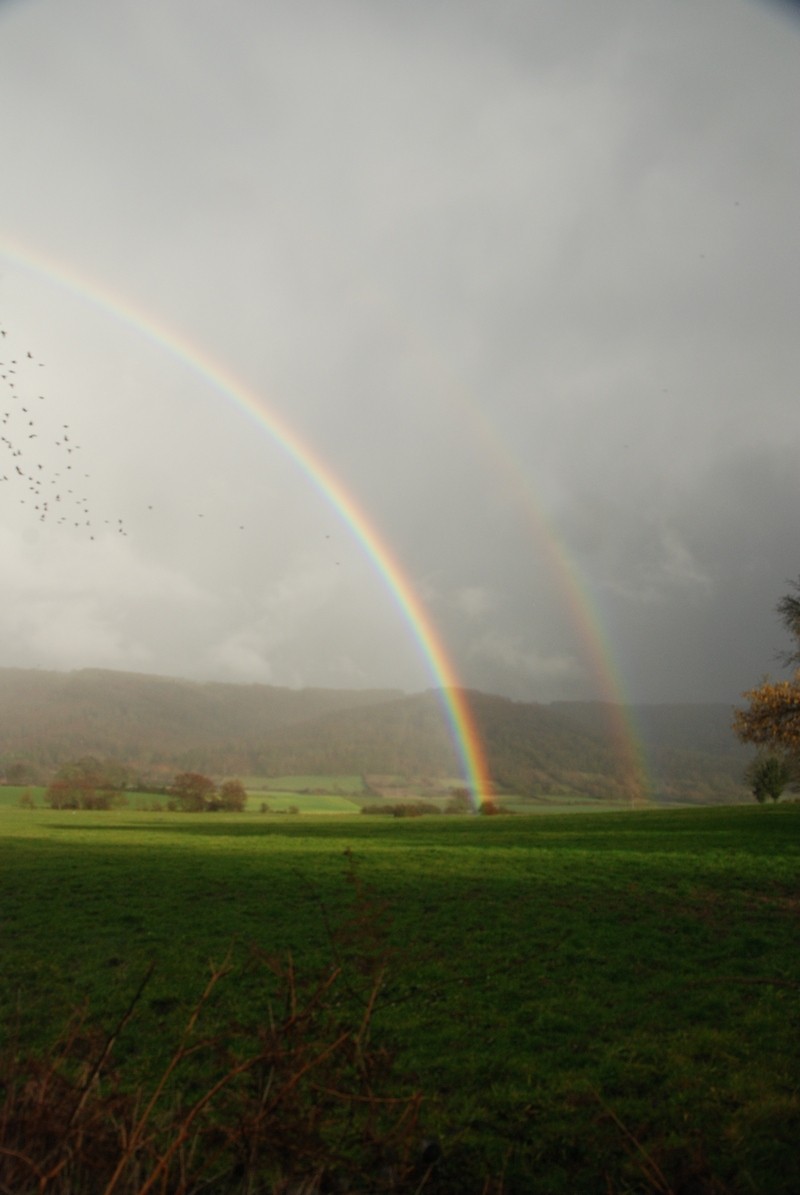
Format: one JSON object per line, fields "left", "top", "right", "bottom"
{"left": 0, "top": 240, "right": 649, "bottom": 806}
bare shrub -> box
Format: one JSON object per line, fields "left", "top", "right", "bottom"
{"left": 0, "top": 863, "right": 437, "bottom": 1195}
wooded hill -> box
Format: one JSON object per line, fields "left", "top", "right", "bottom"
{"left": 551, "top": 701, "right": 753, "bottom": 804}
{"left": 0, "top": 667, "right": 751, "bottom": 803}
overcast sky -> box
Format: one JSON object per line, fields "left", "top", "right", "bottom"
{"left": 0, "top": 0, "right": 798, "bottom": 706}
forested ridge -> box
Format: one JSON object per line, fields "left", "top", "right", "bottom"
{"left": 0, "top": 667, "right": 749, "bottom": 802}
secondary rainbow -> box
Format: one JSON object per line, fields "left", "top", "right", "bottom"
{"left": 0, "top": 241, "right": 492, "bottom": 803}
{"left": 369, "top": 307, "right": 652, "bottom": 800}
{"left": 435, "top": 386, "right": 650, "bottom": 799}
{"left": 435, "top": 379, "right": 652, "bottom": 799}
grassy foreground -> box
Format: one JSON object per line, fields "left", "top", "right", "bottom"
{"left": 0, "top": 803, "right": 798, "bottom": 1192}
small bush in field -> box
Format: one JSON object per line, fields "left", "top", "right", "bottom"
{"left": 361, "top": 801, "right": 441, "bottom": 817}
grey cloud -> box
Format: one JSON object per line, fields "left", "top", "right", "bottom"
{"left": 0, "top": 0, "right": 798, "bottom": 707}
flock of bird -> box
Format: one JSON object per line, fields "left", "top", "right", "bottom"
{"left": 0, "top": 323, "right": 122, "bottom": 540}
{"left": 0, "top": 321, "right": 345, "bottom": 557}
{"left": 0, "top": 321, "right": 250, "bottom": 543}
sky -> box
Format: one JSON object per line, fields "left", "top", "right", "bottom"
{"left": 0, "top": 0, "right": 798, "bottom": 707}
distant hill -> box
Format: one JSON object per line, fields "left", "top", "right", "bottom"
{"left": 0, "top": 668, "right": 402, "bottom": 776}
{"left": 550, "top": 701, "right": 747, "bottom": 758}
{"left": 0, "top": 667, "right": 751, "bottom": 803}
{"left": 254, "top": 688, "right": 635, "bottom": 799}
{"left": 551, "top": 701, "right": 753, "bottom": 804}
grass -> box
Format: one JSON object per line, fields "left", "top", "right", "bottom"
{"left": 0, "top": 785, "right": 43, "bottom": 808}
{"left": 251, "top": 791, "right": 363, "bottom": 813}
{"left": 0, "top": 803, "right": 798, "bottom": 1192}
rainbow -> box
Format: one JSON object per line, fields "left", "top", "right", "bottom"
{"left": 442, "top": 407, "right": 651, "bottom": 801}
{"left": 361, "top": 304, "right": 652, "bottom": 801}
{"left": 1, "top": 239, "right": 652, "bottom": 805}
{"left": 508, "top": 490, "right": 650, "bottom": 803}
{"left": 0, "top": 240, "right": 493, "bottom": 803}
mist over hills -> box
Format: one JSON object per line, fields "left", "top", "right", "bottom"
{"left": 550, "top": 701, "right": 751, "bottom": 760}
{"left": 0, "top": 667, "right": 751, "bottom": 803}
{"left": 551, "top": 700, "right": 753, "bottom": 805}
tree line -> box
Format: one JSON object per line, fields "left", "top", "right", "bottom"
{"left": 734, "top": 577, "right": 800, "bottom": 802}
{"left": 40, "top": 757, "right": 247, "bottom": 812}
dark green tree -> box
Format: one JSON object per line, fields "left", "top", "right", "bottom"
{"left": 745, "top": 753, "right": 792, "bottom": 804}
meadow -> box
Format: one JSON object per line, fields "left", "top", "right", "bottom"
{"left": 0, "top": 802, "right": 798, "bottom": 1193}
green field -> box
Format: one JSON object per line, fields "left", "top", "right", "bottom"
{"left": 1, "top": 803, "right": 798, "bottom": 1192}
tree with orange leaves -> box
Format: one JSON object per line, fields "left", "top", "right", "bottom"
{"left": 733, "top": 578, "right": 800, "bottom": 754}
